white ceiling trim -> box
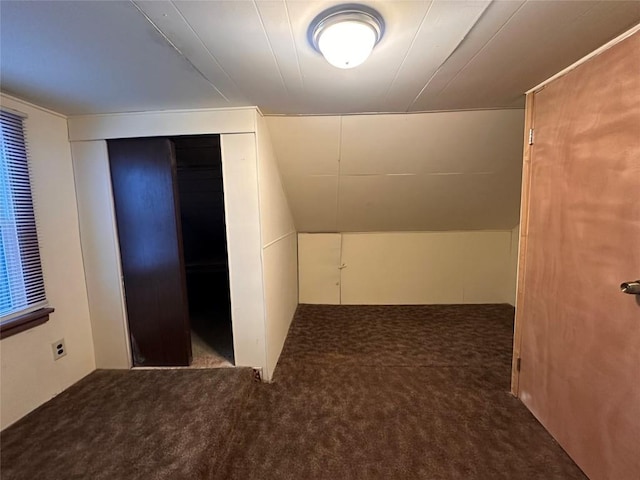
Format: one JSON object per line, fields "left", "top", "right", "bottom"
{"left": 67, "top": 106, "right": 259, "bottom": 142}
{"left": 0, "top": 93, "right": 67, "bottom": 119}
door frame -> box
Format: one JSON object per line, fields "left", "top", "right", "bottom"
{"left": 70, "top": 108, "right": 270, "bottom": 376}
{"left": 510, "top": 93, "right": 534, "bottom": 396}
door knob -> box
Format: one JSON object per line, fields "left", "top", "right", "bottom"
{"left": 620, "top": 280, "right": 640, "bottom": 294}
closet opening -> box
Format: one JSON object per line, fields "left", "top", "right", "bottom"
{"left": 173, "top": 135, "right": 234, "bottom": 367}
{"left": 108, "top": 134, "right": 234, "bottom": 368}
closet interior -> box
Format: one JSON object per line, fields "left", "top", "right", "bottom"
{"left": 173, "top": 135, "right": 234, "bottom": 368}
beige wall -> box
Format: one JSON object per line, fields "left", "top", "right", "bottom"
{"left": 256, "top": 115, "right": 298, "bottom": 380}
{"left": 71, "top": 141, "right": 130, "bottom": 369}
{"left": 0, "top": 95, "right": 95, "bottom": 430}
{"left": 299, "top": 231, "right": 515, "bottom": 305}
{"left": 267, "top": 110, "right": 524, "bottom": 233}
{"left": 219, "top": 133, "right": 267, "bottom": 372}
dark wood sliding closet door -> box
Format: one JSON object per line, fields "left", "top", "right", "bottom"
{"left": 108, "top": 138, "right": 191, "bottom": 366}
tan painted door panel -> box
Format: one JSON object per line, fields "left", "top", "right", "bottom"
{"left": 298, "top": 233, "right": 341, "bottom": 304}
{"left": 519, "top": 33, "right": 640, "bottom": 480}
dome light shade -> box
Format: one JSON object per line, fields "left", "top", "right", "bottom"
{"left": 317, "top": 21, "right": 377, "bottom": 69}
{"left": 308, "top": 5, "right": 384, "bottom": 69}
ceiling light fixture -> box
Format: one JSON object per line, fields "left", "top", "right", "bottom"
{"left": 308, "top": 4, "right": 384, "bottom": 69}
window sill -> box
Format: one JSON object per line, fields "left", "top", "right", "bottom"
{"left": 0, "top": 307, "right": 55, "bottom": 339}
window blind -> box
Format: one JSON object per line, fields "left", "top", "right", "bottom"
{"left": 0, "top": 110, "right": 47, "bottom": 322}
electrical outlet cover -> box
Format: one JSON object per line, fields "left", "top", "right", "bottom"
{"left": 52, "top": 339, "right": 67, "bottom": 360}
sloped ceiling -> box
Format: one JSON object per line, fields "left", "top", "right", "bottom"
{"left": 267, "top": 110, "right": 525, "bottom": 232}
{"left": 0, "top": 1, "right": 638, "bottom": 115}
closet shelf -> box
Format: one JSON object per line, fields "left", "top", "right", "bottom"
{"left": 185, "top": 259, "right": 228, "bottom": 273}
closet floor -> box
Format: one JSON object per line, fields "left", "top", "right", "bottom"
{"left": 190, "top": 330, "right": 233, "bottom": 368}
{"left": 189, "top": 311, "right": 235, "bottom": 368}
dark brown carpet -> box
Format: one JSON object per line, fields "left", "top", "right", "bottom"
{"left": 1, "top": 304, "right": 586, "bottom": 479}
{"left": 0, "top": 368, "right": 254, "bottom": 480}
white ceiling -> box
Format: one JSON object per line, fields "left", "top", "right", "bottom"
{"left": 1, "top": 1, "right": 636, "bottom": 233}
{"left": 267, "top": 110, "right": 524, "bottom": 232}
{"left": 1, "top": 1, "right": 639, "bottom": 115}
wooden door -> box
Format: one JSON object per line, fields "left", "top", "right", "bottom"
{"left": 108, "top": 138, "right": 191, "bottom": 366}
{"left": 516, "top": 33, "right": 639, "bottom": 479}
